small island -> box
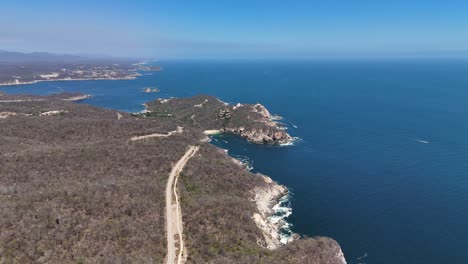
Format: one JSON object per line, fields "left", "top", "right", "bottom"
{"left": 141, "top": 87, "right": 160, "bottom": 93}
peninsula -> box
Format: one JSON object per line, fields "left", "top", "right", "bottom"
{"left": 0, "top": 92, "right": 346, "bottom": 263}
{"left": 0, "top": 51, "right": 156, "bottom": 86}
{"left": 145, "top": 95, "right": 293, "bottom": 144}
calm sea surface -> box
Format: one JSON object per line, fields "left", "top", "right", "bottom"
{"left": 3, "top": 60, "right": 468, "bottom": 264}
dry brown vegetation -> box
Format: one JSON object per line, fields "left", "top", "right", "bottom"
{"left": 0, "top": 94, "right": 199, "bottom": 263}
{"left": 179, "top": 144, "right": 345, "bottom": 264}
{"left": 0, "top": 93, "right": 344, "bottom": 263}
{"left": 145, "top": 95, "right": 291, "bottom": 144}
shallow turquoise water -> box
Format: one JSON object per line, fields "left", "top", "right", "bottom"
{"left": 3, "top": 60, "right": 468, "bottom": 264}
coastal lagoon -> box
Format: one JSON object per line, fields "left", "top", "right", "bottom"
{"left": 3, "top": 60, "right": 468, "bottom": 263}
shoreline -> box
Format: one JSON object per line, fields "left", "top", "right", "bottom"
{"left": 1, "top": 89, "right": 346, "bottom": 262}
{"left": 219, "top": 125, "right": 346, "bottom": 262}
{"left": 251, "top": 174, "right": 296, "bottom": 249}
{"left": 269, "top": 191, "right": 295, "bottom": 244}
{"left": 224, "top": 148, "right": 295, "bottom": 249}
{"left": 0, "top": 94, "right": 91, "bottom": 103}
{"left": 252, "top": 174, "right": 346, "bottom": 263}
{"left": 0, "top": 76, "right": 140, "bottom": 87}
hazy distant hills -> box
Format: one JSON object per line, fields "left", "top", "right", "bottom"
{"left": 0, "top": 50, "right": 140, "bottom": 64}
{"left": 0, "top": 51, "right": 144, "bottom": 85}
{"left": 0, "top": 50, "right": 87, "bottom": 64}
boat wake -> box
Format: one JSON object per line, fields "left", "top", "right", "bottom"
{"left": 355, "top": 252, "right": 368, "bottom": 264}
{"left": 356, "top": 252, "right": 367, "bottom": 259}
{"left": 413, "top": 139, "right": 429, "bottom": 144}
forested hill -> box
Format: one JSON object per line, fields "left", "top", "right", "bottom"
{"left": 0, "top": 92, "right": 345, "bottom": 263}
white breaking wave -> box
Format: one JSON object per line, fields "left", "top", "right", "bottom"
{"left": 233, "top": 154, "right": 254, "bottom": 171}
{"left": 279, "top": 136, "right": 301, "bottom": 147}
{"left": 271, "top": 114, "right": 283, "bottom": 121}
{"left": 268, "top": 192, "right": 294, "bottom": 244}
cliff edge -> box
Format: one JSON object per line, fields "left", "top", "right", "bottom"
{"left": 145, "top": 95, "right": 293, "bottom": 144}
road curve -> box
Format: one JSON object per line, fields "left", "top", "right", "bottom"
{"left": 166, "top": 146, "right": 199, "bottom": 264}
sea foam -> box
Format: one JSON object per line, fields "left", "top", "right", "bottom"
{"left": 268, "top": 191, "right": 294, "bottom": 244}
{"left": 232, "top": 154, "right": 254, "bottom": 171}
{"left": 279, "top": 136, "right": 301, "bottom": 147}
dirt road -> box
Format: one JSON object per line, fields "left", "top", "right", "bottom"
{"left": 165, "top": 146, "right": 199, "bottom": 264}
{"left": 129, "top": 127, "right": 184, "bottom": 142}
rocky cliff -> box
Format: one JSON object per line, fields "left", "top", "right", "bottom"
{"left": 145, "top": 95, "right": 293, "bottom": 144}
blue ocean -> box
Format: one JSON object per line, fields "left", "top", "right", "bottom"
{"left": 3, "top": 60, "right": 468, "bottom": 264}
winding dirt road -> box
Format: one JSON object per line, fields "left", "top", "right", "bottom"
{"left": 166, "top": 146, "right": 199, "bottom": 264}
{"left": 130, "top": 127, "right": 184, "bottom": 142}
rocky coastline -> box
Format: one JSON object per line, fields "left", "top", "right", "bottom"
{"left": 229, "top": 155, "right": 347, "bottom": 264}
{"left": 222, "top": 125, "right": 292, "bottom": 144}
{"left": 145, "top": 95, "right": 295, "bottom": 145}
{"left": 0, "top": 92, "right": 347, "bottom": 263}
{"left": 252, "top": 176, "right": 347, "bottom": 264}
{"left": 251, "top": 174, "right": 294, "bottom": 249}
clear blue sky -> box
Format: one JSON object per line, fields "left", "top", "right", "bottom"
{"left": 1, "top": 0, "right": 468, "bottom": 59}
